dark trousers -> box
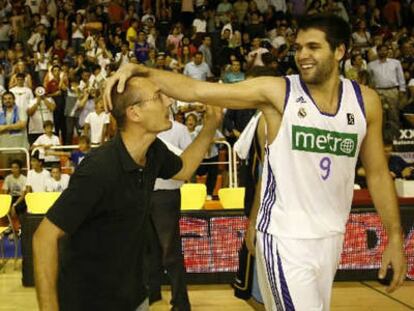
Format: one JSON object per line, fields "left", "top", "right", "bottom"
{"left": 148, "top": 190, "right": 190, "bottom": 311}
{"left": 196, "top": 156, "right": 219, "bottom": 196}
{"left": 53, "top": 95, "right": 67, "bottom": 144}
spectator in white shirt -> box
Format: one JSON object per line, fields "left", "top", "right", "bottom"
{"left": 115, "top": 42, "right": 134, "bottom": 67}
{"left": 183, "top": 52, "right": 213, "bottom": 81}
{"left": 10, "top": 73, "right": 34, "bottom": 113}
{"left": 83, "top": 99, "right": 110, "bottom": 145}
{"left": 45, "top": 165, "right": 70, "bottom": 192}
{"left": 25, "top": 151, "right": 51, "bottom": 193}
{"left": 32, "top": 120, "right": 61, "bottom": 167}
{"left": 27, "top": 88, "right": 55, "bottom": 145}
{"left": 247, "top": 37, "right": 269, "bottom": 68}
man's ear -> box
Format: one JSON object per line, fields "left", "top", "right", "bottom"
{"left": 335, "top": 43, "right": 346, "bottom": 62}
{"left": 125, "top": 105, "right": 142, "bottom": 123}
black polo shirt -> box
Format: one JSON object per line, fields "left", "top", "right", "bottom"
{"left": 46, "top": 133, "right": 183, "bottom": 311}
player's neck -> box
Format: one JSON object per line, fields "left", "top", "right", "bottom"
{"left": 306, "top": 75, "right": 341, "bottom": 113}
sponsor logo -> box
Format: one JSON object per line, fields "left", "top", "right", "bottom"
{"left": 347, "top": 113, "right": 355, "bottom": 125}
{"left": 296, "top": 96, "right": 306, "bottom": 104}
{"left": 292, "top": 125, "right": 358, "bottom": 157}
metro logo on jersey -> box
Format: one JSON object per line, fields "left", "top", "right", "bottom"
{"left": 292, "top": 125, "right": 358, "bottom": 157}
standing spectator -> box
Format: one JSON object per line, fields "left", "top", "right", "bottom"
{"left": 383, "top": 0, "right": 402, "bottom": 28}
{"left": 233, "top": 0, "right": 249, "bottom": 24}
{"left": 71, "top": 13, "right": 85, "bottom": 53}
{"left": 352, "top": 20, "right": 371, "bottom": 54}
{"left": 32, "top": 120, "right": 61, "bottom": 167}
{"left": 50, "top": 39, "right": 66, "bottom": 62}
{"left": 55, "top": 10, "right": 69, "bottom": 49}
{"left": 45, "top": 65, "right": 67, "bottom": 143}
{"left": 27, "top": 23, "right": 46, "bottom": 53}
{"left": 126, "top": 18, "right": 138, "bottom": 50}
{"left": 83, "top": 99, "right": 110, "bottom": 145}
{"left": 107, "top": 0, "right": 126, "bottom": 26}
{"left": 0, "top": 17, "right": 11, "bottom": 50}
{"left": 245, "top": 12, "right": 266, "bottom": 39}
{"left": 0, "top": 91, "right": 27, "bottom": 144}
{"left": 148, "top": 120, "right": 192, "bottom": 311}
{"left": 34, "top": 40, "right": 51, "bottom": 86}
{"left": 166, "top": 25, "right": 183, "bottom": 54}
{"left": 134, "top": 31, "right": 150, "bottom": 64}
{"left": 198, "top": 35, "right": 213, "bottom": 70}
{"left": 345, "top": 53, "right": 367, "bottom": 83}
{"left": 368, "top": 44, "right": 406, "bottom": 137}
{"left": 181, "top": 0, "right": 195, "bottom": 30}
{"left": 115, "top": 41, "right": 134, "bottom": 67}
{"left": 246, "top": 37, "right": 269, "bottom": 68}
{"left": 183, "top": 51, "right": 213, "bottom": 81}
{"left": 9, "top": 60, "right": 33, "bottom": 89}
{"left": 45, "top": 165, "right": 70, "bottom": 192}
{"left": 27, "top": 87, "right": 55, "bottom": 145}
{"left": 10, "top": 73, "right": 34, "bottom": 112}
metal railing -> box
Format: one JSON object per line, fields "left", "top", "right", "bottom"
{"left": 0, "top": 147, "right": 31, "bottom": 173}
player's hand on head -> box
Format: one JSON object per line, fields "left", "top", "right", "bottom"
{"left": 379, "top": 240, "right": 407, "bottom": 293}
{"left": 203, "top": 105, "right": 223, "bottom": 130}
{"left": 103, "top": 63, "right": 149, "bottom": 112}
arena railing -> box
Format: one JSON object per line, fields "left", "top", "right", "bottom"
{"left": 0, "top": 147, "right": 31, "bottom": 174}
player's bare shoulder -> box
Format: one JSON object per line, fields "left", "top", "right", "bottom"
{"left": 359, "top": 84, "right": 382, "bottom": 123}
{"left": 251, "top": 76, "right": 286, "bottom": 114}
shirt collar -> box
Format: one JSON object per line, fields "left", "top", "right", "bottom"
{"left": 114, "top": 133, "right": 144, "bottom": 172}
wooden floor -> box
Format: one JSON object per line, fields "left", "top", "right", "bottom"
{"left": 1, "top": 261, "right": 413, "bottom": 310}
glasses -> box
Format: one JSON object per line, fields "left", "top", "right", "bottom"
{"left": 130, "top": 92, "right": 163, "bottom": 107}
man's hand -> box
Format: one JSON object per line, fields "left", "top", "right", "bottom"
{"left": 245, "top": 221, "right": 256, "bottom": 256}
{"left": 202, "top": 105, "right": 223, "bottom": 131}
{"left": 378, "top": 238, "right": 407, "bottom": 293}
{"left": 103, "top": 63, "right": 149, "bottom": 112}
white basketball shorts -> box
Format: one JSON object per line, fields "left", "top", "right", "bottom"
{"left": 256, "top": 231, "right": 344, "bottom": 311}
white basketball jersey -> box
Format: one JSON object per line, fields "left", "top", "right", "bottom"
{"left": 257, "top": 75, "right": 367, "bottom": 238}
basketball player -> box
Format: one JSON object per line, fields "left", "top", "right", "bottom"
{"left": 104, "top": 14, "right": 407, "bottom": 311}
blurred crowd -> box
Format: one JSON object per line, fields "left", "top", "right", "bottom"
{"left": 0, "top": 0, "right": 413, "bottom": 174}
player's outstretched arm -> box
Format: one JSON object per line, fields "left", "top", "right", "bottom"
{"left": 359, "top": 86, "right": 407, "bottom": 293}
{"left": 103, "top": 63, "right": 284, "bottom": 113}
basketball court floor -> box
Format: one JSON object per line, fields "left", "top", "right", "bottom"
{"left": 1, "top": 261, "right": 413, "bottom": 310}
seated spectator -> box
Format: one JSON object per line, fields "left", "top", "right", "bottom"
{"left": 45, "top": 164, "right": 70, "bottom": 192}
{"left": 24, "top": 150, "right": 50, "bottom": 194}
{"left": 246, "top": 37, "right": 269, "bottom": 69}
{"left": 223, "top": 59, "right": 245, "bottom": 83}
{"left": 1, "top": 159, "right": 27, "bottom": 221}
{"left": 115, "top": 41, "right": 134, "bottom": 67}
{"left": 32, "top": 120, "right": 61, "bottom": 168}
{"left": 134, "top": 31, "right": 150, "bottom": 64}
{"left": 83, "top": 99, "right": 110, "bottom": 145}
{"left": 70, "top": 135, "right": 91, "bottom": 168}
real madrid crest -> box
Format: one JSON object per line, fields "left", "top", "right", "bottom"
{"left": 298, "top": 107, "right": 307, "bottom": 118}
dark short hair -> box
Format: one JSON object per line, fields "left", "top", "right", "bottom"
{"left": 32, "top": 150, "right": 44, "bottom": 163}
{"left": 297, "top": 14, "right": 351, "bottom": 52}
{"left": 16, "top": 73, "right": 25, "bottom": 79}
{"left": 50, "top": 163, "right": 61, "bottom": 171}
{"left": 78, "top": 135, "right": 90, "bottom": 145}
{"left": 43, "top": 120, "right": 54, "bottom": 128}
{"left": 110, "top": 81, "right": 142, "bottom": 130}
{"left": 10, "top": 159, "right": 23, "bottom": 168}
{"left": 2, "top": 91, "right": 15, "bottom": 101}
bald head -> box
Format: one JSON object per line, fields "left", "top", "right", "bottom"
{"left": 110, "top": 77, "right": 158, "bottom": 130}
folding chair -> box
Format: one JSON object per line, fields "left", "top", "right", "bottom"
{"left": 218, "top": 187, "right": 246, "bottom": 209}
{"left": 25, "top": 192, "right": 61, "bottom": 214}
{"left": 0, "top": 194, "right": 18, "bottom": 271}
{"left": 180, "top": 183, "right": 207, "bottom": 210}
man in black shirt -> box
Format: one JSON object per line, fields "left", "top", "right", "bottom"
{"left": 33, "top": 77, "right": 222, "bottom": 311}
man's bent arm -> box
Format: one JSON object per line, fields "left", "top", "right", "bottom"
{"left": 359, "top": 86, "right": 407, "bottom": 292}
{"left": 174, "top": 106, "right": 222, "bottom": 180}
{"left": 104, "top": 64, "right": 285, "bottom": 112}
{"left": 33, "top": 217, "right": 65, "bottom": 311}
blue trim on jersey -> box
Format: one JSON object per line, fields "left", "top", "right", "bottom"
{"left": 264, "top": 234, "right": 284, "bottom": 310}
{"left": 283, "top": 77, "right": 291, "bottom": 111}
{"left": 258, "top": 148, "right": 277, "bottom": 233}
{"left": 299, "top": 78, "right": 343, "bottom": 117}
{"left": 351, "top": 80, "right": 366, "bottom": 119}
{"left": 277, "top": 249, "right": 295, "bottom": 311}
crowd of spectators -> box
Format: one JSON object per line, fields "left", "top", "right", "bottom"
{"left": 0, "top": 0, "right": 413, "bottom": 187}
